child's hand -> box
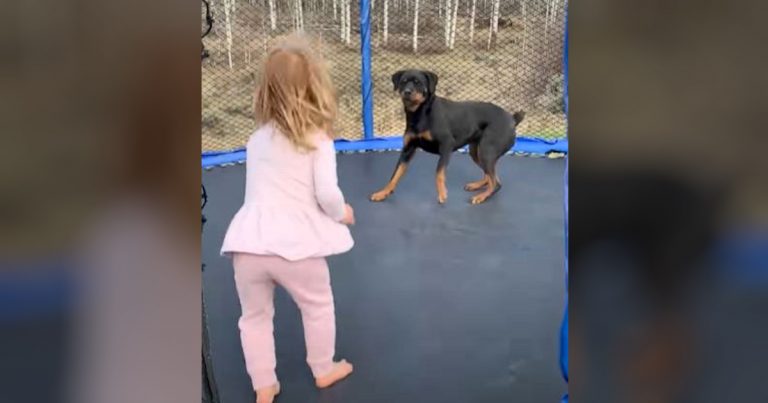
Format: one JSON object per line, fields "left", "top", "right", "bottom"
{"left": 341, "top": 204, "right": 355, "bottom": 225}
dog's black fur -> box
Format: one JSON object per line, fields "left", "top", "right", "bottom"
{"left": 370, "top": 69, "right": 525, "bottom": 204}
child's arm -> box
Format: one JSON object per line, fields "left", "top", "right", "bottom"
{"left": 313, "top": 139, "right": 347, "bottom": 222}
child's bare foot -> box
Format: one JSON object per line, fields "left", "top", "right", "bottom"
{"left": 256, "top": 383, "right": 280, "bottom": 403}
{"left": 315, "top": 360, "right": 354, "bottom": 388}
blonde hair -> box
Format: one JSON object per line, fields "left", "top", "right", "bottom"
{"left": 254, "top": 34, "right": 337, "bottom": 151}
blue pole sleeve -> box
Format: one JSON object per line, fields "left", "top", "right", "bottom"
{"left": 359, "top": 0, "right": 374, "bottom": 139}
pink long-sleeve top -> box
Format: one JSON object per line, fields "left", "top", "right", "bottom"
{"left": 220, "top": 124, "right": 353, "bottom": 261}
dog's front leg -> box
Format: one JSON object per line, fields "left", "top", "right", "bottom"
{"left": 370, "top": 138, "right": 417, "bottom": 202}
{"left": 435, "top": 142, "right": 454, "bottom": 204}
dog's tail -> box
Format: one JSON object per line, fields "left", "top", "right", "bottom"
{"left": 512, "top": 110, "right": 526, "bottom": 125}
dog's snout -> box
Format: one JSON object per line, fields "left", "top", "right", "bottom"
{"left": 403, "top": 88, "right": 412, "bottom": 96}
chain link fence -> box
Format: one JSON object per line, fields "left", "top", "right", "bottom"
{"left": 202, "top": 0, "right": 566, "bottom": 153}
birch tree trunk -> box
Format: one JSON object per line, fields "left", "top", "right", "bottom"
{"left": 443, "top": 0, "right": 451, "bottom": 48}
{"left": 333, "top": 0, "right": 338, "bottom": 20}
{"left": 268, "top": 0, "right": 277, "bottom": 30}
{"left": 223, "top": 0, "right": 234, "bottom": 69}
{"left": 293, "top": 0, "right": 298, "bottom": 31}
{"left": 370, "top": 0, "right": 376, "bottom": 45}
{"left": 521, "top": 0, "right": 527, "bottom": 70}
{"left": 449, "top": 0, "right": 459, "bottom": 49}
{"left": 486, "top": 0, "right": 499, "bottom": 50}
{"left": 469, "top": 0, "right": 476, "bottom": 44}
{"left": 544, "top": 0, "right": 550, "bottom": 48}
{"left": 550, "top": 0, "right": 558, "bottom": 26}
{"left": 340, "top": 0, "right": 346, "bottom": 40}
{"left": 412, "top": 0, "right": 419, "bottom": 53}
{"left": 345, "top": 0, "right": 351, "bottom": 44}
{"left": 383, "top": 0, "right": 389, "bottom": 45}
{"left": 298, "top": 0, "right": 304, "bottom": 32}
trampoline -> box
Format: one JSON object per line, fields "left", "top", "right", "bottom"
{"left": 202, "top": 151, "right": 566, "bottom": 403}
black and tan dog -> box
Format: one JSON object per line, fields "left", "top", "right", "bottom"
{"left": 370, "top": 69, "right": 525, "bottom": 205}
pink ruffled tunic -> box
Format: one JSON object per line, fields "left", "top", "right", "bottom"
{"left": 221, "top": 124, "right": 353, "bottom": 261}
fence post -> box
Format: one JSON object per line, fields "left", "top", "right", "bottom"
{"left": 359, "top": 0, "right": 374, "bottom": 140}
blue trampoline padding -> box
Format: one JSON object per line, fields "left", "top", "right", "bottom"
{"left": 0, "top": 262, "right": 74, "bottom": 321}
{"left": 560, "top": 305, "right": 568, "bottom": 380}
{"left": 202, "top": 136, "right": 568, "bottom": 168}
{"left": 714, "top": 232, "right": 768, "bottom": 284}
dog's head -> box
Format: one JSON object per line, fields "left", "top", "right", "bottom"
{"left": 391, "top": 69, "right": 438, "bottom": 111}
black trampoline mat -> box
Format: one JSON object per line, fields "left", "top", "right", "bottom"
{"left": 202, "top": 151, "right": 566, "bottom": 403}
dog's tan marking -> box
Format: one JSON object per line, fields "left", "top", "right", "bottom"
{"left": 436, "top": 167, "right": 447, "bottom": 204}
{"left": 464, "top": 175, "right": 489, "bottom": 192}
{"left": 403, "top": 132, "right": 415, "bottom": 148}
{"left": 370, "top": 163, "right": 408, "bottom": 202}
{"left": 403, "top": 92, "right": 425, "bottom": 112}
{"left": 470, "top": 176, "right": 497, "bottom": 204}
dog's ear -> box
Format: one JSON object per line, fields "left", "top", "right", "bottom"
{"left": 423, "top": 71, "right": 438, "bottom": 95}
{"left": 391, "top": 70, "right": 405, "bottom": 91}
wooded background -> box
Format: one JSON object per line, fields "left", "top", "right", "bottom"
{"left": 202, "top": 0, "right": 567, "bottom": 152}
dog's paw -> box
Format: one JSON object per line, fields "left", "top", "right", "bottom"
{"left": 470, "top": 193, "right": 489, "bottom": 205}
{"left": 464, "top": 182, "right": 487, "bottom": 192}
{"left": 370, "top": 190, "right": 391, "bottom": 202}
{"left": 464, "top": 177, "right": 489, "bottom": 192}
{"left": 437, "top": 192, "right": 448, "bottom": 204}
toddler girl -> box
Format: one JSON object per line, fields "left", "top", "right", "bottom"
{"left": 221, "top": 35, "right": 355, "bottom": 403}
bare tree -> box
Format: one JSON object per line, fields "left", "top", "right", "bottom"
{"left": 344, "top": 0, "right": 351, "bottom": 44}
{"left": 449, "top": 0, "right": 459, "bottom": 49}
{"left": 521, "top": 0, "right": 527, "bottom": 68}
{"left": 340, "top": 0, "right": 346, "bottom": 40}
{"left": 412, "top": 0, "right": 419, "bottom": 52}
{"left": 293, "top": 0, "right": 298, "bottom": 31}
{"left": 383, "top": 0, "right": 389, "bottom": 45}
{"left": 443, "top": 0, "right": 460, "bottom": 49}
{"left": 486, "top": 0, "right": 499, "bottom": 50}
{"left": 293, "top": 0, "right": 304, "bottom": 31}
{"left": 333, "top": 0, "right": 338, "bottom": 20}
{"left": 468, "top": 0, "right": 476, "bottom": 44}
{"left": 544, "top": 0, "right": 551, "bottom": 49}
{"left": 443, "top": 0, "right": 451, "bottom": 47}
{"left": 298, "top": 0, "right": 304, "bottom": 31}
{"left": 338, "top": 0, "right": 351, "bottom": 45}
{"left": 268, "top": 0, "right": 277, "bottom": 29}
{"left": 222, "top": 0, "right": 234, "bottom": 69}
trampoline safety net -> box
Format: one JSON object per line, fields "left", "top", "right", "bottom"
{"left": 202, "top": 0, "right": 567, "bottom": 152}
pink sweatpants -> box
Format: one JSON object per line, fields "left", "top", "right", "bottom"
{"left": 232, "top": 253, "right": 337, "bottom": 390}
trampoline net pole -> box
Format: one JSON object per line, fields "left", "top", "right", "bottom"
{"left": 202, "top": 184, "right": 220, "bottom": 403}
